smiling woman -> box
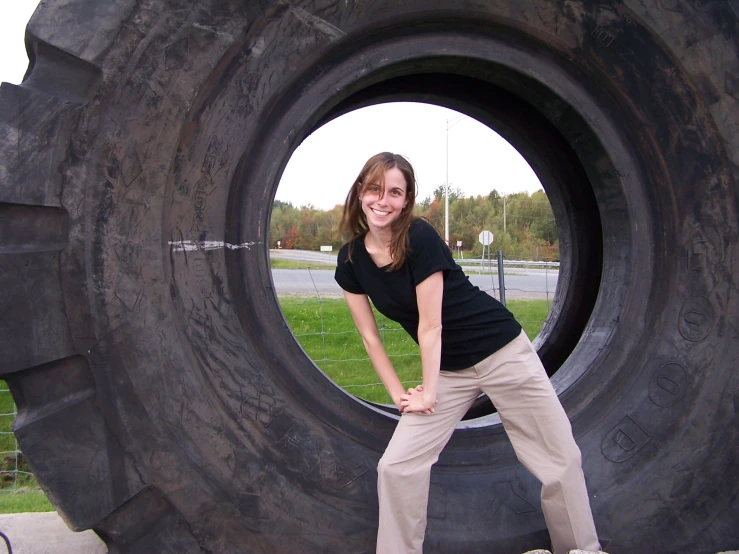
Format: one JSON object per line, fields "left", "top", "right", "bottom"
{"left": 359, "top": 168, "right": 409, "bottom": 230}
{"left": 0, "top": 1, "right": 737, "bottom": 553}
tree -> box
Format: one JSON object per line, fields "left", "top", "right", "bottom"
{"left": 425, "top": 199, "right": 444, "bottom": 232}
{"left": 431, "top": 184, "right": 463, "bottom": 204}
{"left": 268, "top": 188, "right": 559, "bottom": 259}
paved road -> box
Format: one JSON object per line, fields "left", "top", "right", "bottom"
{"left": 270, "top": 250, "right": 559, "bottom": 273}
{"left": 271, "top": 268, "right": 559, "bottom": 299}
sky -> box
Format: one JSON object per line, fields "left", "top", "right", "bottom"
{"left": 279, "top": 104, "right": 543, "bottom": 210}
{"left": 1, "top": 2, "right": 543, "bottom": 211}
{"left": 1, "top": 2, "right": 38, "bottom": 86}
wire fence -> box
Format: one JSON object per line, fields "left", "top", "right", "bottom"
{"left": 0, "top": 383, "right": 35, "bottom": 494}
{"left": 276, "top": 251, "right": 560, "bottom": 406}
{"left": 0, "top": 251, "right": 559, "bottom": 497}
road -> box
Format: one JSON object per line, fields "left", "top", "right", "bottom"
{"left": 270, "top": 249, "right": 559, "bottom": 298}
{"left": 271, "top": 268, "right": 558, "bottom": 299}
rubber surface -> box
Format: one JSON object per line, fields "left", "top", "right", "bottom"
{"left": 0, "top": 1, "right": 737, "bottom": 553}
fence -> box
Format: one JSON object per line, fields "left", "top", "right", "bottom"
{"left": 276, "top": 251, "right": 560, "bottom": 405}
{"left": 0, "top": 383, "right": 35, "bottom": 494}
{"left": 0, "top": 251, "right": 559, "bottom": 500}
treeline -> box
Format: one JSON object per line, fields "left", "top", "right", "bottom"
{"left": 271, "top": 186, "right": 559, "bottom": 260}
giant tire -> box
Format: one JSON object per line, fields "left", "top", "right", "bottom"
{"left": 0, "top": 1, "right": 737, "bottom": 552}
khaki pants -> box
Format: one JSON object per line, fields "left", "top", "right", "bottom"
{"left": 376, "top": 330, "right": 601, "bottom": 554}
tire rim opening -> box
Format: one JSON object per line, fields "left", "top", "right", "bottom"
{"left": 270, "top": 101, "right": 567, "bottom": 419}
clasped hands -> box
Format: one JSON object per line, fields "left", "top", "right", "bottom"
{"left": 398, "top": 385, "right": 437, "bottom": 415}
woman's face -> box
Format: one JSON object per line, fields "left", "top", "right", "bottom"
{"left": 359, "top": 167, "right": 408, "bottom": 232}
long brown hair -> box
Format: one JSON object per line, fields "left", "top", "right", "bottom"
{"left": 339, "top": 152, "right": 417, "bottom": 271}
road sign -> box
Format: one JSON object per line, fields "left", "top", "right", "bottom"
{"left": 456, "top": 241, "right": 462, "bottom": 247}
{"left": 478, "top": 230, "right": 493, "bottom": 246}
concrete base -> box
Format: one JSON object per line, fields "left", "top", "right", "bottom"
{"left": 0, "top": 512, "right": 107, "bottom": 554}
{"left": 0, "top": 511, "right": 737, "bottom": 554}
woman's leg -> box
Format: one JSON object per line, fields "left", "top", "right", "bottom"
{"left": 477, "top": 331, "right": 601, "bottom": 554}
{"left": 376, "top": 369, "right": 480, "bottom": 554}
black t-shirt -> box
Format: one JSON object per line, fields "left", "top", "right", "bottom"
{"left": 334, "top": 218, "right": 522, "bottom": 371}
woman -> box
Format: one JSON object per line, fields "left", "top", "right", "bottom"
{"left": 334, "top": 152, "right": 602, "bottom": 554}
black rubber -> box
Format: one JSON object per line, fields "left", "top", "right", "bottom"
{"left": 0, "top": 1, "right": 737, "bottom": 553}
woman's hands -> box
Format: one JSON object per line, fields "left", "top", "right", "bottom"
{"left": 399, "top": 384, "right": 437, "bottom": 415}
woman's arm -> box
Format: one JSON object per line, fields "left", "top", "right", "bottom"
{"left": 400, "top": 271, "right": 444, "bottom": 413}
{"left": 343, "top": 290, "right": 406, "bottom": 409}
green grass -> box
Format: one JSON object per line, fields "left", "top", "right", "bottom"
{"left": 270, "top": 257, "right": 334, "bottom": 269}
{"left": 506, "top": 299, "right": 551, "bottom": 341}
{"left": 0, "top": 393, "right": 15, "bottom": 457}
{"left": 0, "top": 490, "right": 54, "bottom": 513}
{"left": 0, "top": 381, "right": 54, "bottom": 512}
{"left": 279, "top": 297, "right": 551, "bottom": 404}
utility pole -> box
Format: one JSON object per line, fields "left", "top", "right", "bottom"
{"left": 445, "top": 114, "right": 465, "bottom": 245}
{"left": 503, "top": 195, "right": 507, "bottom": 234}
{"left": 445, "top": 120, "right": 449, "bottom": 245}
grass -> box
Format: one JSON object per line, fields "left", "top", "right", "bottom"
{"left": 0, "top": 297, "right": 549, "bottom": 512}
{"left": 0, "top": 381, "right": 55, "bottom": 513}
{"left": 508, "top": 299, "right": 551, "bottom": 339}
{"left": 0, "top": 491, "right": 54, "bottom": 513}
{"left": 279, "top": 297, "right": 423, "bottom": 404}
{"left": 279, "top": 297, "right": 550, "bottom": 404}
{"left": 270, "top": 257, "right": 334, "bottom": 269}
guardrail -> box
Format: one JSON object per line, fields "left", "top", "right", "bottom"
{"left": 457, "top": 258, "right": 560, "bottom": 268}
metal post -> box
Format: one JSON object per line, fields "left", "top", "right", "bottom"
{"left": 503, "top": 195, "right": 507, "bottom": 234}
{"left": 445, "top": 119, "right": 449, "bottom": 245}
{"left": 497, "top": 249, "right": 506, "bottom": 306}
{"left": 445, "top": 115, "right": 465, "bottom": 245}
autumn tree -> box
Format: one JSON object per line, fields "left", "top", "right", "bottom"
{"left": 269, "top": 189, "right": 559, "bottom": 259}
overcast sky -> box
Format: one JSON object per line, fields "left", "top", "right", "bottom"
{"left": 1, "top": 2, "right": 37, "bottom": 86}
{"left": 1, "top": 1, "right": 542, "bottom": 210}
{"left": 280, "top": 104, "right": 543, "bottom": 210}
